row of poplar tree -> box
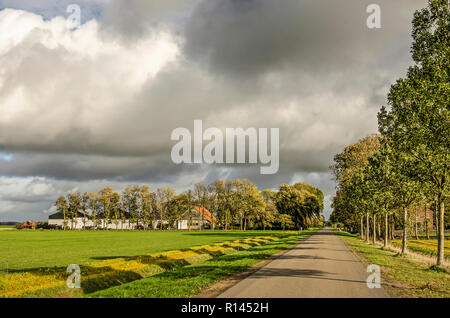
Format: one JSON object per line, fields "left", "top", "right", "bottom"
{"left": 55, "top": 179, "right": 324, "bottom": 231}
{"left": 330, "top": 0, "right": 449, "bottom": 267}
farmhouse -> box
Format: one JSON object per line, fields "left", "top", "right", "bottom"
{"left": 48, "top": 211, "right": 134, "bottom": 230}
{"left": 48, "top": 206, "right": 216, "bottom": 230}
{"left": 177, "top": 206, "right": 217, "bottom": 230}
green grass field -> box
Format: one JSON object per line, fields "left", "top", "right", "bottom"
{"left": 336, "top": 231, "right": 450, "bottom": 298}
{"left": 0, "top": 229, "right": 313, "bottom": 297}
{"left": 0, "top": 230, "right": 291, "bottom": 272}
{"left": 89, "top": 232, "right": 313, "bottom": 298}
{"left": 392, "top": 239, "right": 450, "bottom": 260}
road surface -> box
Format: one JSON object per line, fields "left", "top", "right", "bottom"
{"left": 218, "top": 229, "right": 389, "bottom": 298}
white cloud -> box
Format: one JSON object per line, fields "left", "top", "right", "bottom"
{"left": 0, "top": 1, "right": 429, "bottom": 221}
{"left": 0, "top": 9, "right": 179, "bottom": 154}
{"left": 0, "top": 176, "right": 58, "bottom": 201}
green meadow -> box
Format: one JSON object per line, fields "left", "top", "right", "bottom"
{"left": 0, "top": 229, "right": 314, "bottom": 298}
{"left": 0, "top": 230, "right": 292, "bottom": 272}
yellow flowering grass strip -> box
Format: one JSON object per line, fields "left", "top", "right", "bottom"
{"left": 0, "top": 234, "right": 287, "bottom": 298}
{"left": 392, "top": 239, "right": 450, "bottom": 259}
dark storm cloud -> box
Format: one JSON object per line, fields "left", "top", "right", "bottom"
{"left": 0, "top": 0, "right": 430, "bottom": 220}
{"left": 100, "top": 0, "right": 196, "bottom": 39}
{"left": 184, "top": 0, "right": 425, "bottom": 77}
{"left": 0, "top": 152, "right": 200, "bottom": 182}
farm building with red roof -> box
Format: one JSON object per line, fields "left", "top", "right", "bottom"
{"left": 177, "top": 206, "right": 217, "bottom": 230}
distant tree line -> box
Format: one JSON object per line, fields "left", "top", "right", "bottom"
{"left": 330, "top": 0, "right": 449, "bottom": 267}
{"left": 54, "top": 179, "right": 324, "bottom": 231}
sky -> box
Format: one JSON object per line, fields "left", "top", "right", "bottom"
{"left": 0, "top": 0, "right": 428, "bottom": 221}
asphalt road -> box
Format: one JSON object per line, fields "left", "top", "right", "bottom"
{"left": 218, "top": 229, "right": 389, "bottom": 298}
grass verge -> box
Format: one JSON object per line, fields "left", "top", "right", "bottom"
{"left": 87, "top": 231, "right": 315, "bottom": 298}
{"left": 335, "top": 231, "right": 450, "bottom": 298}
{"left": 1, "top": 231, "right": 313, "bottom": 298}
{"left": 391, "top": 240, "right": 450, "bottom": 260}
{"left": 0, "top": 230, "right": 292, "bottom": 271}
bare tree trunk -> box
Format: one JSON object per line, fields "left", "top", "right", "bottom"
{"left": 415, "top": 208, "right": 419, "bottom": 240}
{"left": 366, "top": 213, "right": 370, "bottom": 243}
{"left": 391, "top": 214, "right": 395, "bottom": 240}
{"left": 372, "top": 215, "right": 376, "bottom": 245}
{"left": 244, "top": 217, "right": 247, "bottom": 231}
{"left": 401, "top": 207, "right": 408, "bottom": 255}
{"left": 437, "top": 198, "right": 445, "bottom": 266}
{"left": 377, "top": 214, "right": 381, "bottom": 239}
{"left": 425, "top": 204, "right": 430, "bottom": 240}
{"left": 360, "top": 215, "right": 364, "bottom": 240}
{"left": 434, "top": 198, "right": 439, "bottom": 236}
{"left": 384, "top": 212, "right": 388, "bottom": 248}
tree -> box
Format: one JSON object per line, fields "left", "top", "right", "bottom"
{"left": 378, "top": 0, "right": 449, "bottom": 265}
{"left": 194, "top": 183, "right": 209, "bottom": 230}
{"left": 279, "top": 214, "right": 294, "bottom": 230}
{"left": 330, "top": 135, "right": 381, "bottom": 237}
{"left": 88, "top": 192, "right": 101, "bottom": 229}
{"left": 184, "top": 189, "right": 195, "bottom": 231}
{"left": 260, "top": 190, "right": 278, "bottom": 230}
{"left": 156, "top": 187, "right": 175, "bottom": 230}
{"left": 80, "top": 193, "right": 90, "bottom": 230}
{"left": 232, "top": 179, "right": 266, "bottom": 231}
{"left": 55, "top": 196, "right": 68, "bottom": 230}
{"left": 98, "top": 187, "right": 114, "bottom": 230}
{"left": 67, "top": 192, "right": 82, "bottom": 230}
{"left": 211, "top": 180, "right": 234, "bottom": 230}
{"left": 364, "top": 147, "right": 397, "bottom": 247}
{"left": 110, "top": 191, "right": 121, "bottom": 230}
{"left": 138, "top": 185, "right": 152, "bottom": 229}
{"left": 53, "top": 179, "right": 325, "bottom": 232}
{"left": 122, "top": 186, "right": 138, "bottom": 229}
{"left": 275, "top": 184, "right": 323, "bottom": 230}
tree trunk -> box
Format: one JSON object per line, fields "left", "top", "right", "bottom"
{"left": 437, "top": 198, "right": 445, "bottom": 266}
{"left": 244, "top": 217, "right": 247, "bottom": 231}
{"left": 372, "top": 215, "right": 376, "bottom": 245}
{"left": 415, "top": 208, "right": 419, "bottom": 240}
{"left": 360, "top": 215, "right": 364, "bottom": 240}
{"left": 224, "top": 213, "right": 227, "bottom": 231}
{"left": 384, "top": 212, "right": 388, "bottom": 248}
{"left": 366, "top": 213, "right": 370, "bottom": 243}
{"left": 434, "top": 198, "right": 439, "bottom": 236}
{"left": 401, "top": 207, "right": 408, "bottom": 255}
{"left": 377, "top": 214, "right": 381, "bottom": 239}
{"left": 391, "top": 214, "right": 395, "bottom": 240}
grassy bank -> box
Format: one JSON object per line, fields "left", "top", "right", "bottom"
{"left": 88, "top": 231, "right": 314, "bottom": 298}
{"left": 336, "top": 231, "right": 450, "bottom": 298}
{"left": 0, "top": 230, "right": 314, "bottom": 297}
{"left": 0, "top": 230, "right": 291, "bottom": 271}
{"left": 392, "top": 239, "right": 450, "bottom": 260}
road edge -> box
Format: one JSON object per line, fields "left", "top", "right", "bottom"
{"left": 194, "top": 232, "right": 316, "bottom": 298}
